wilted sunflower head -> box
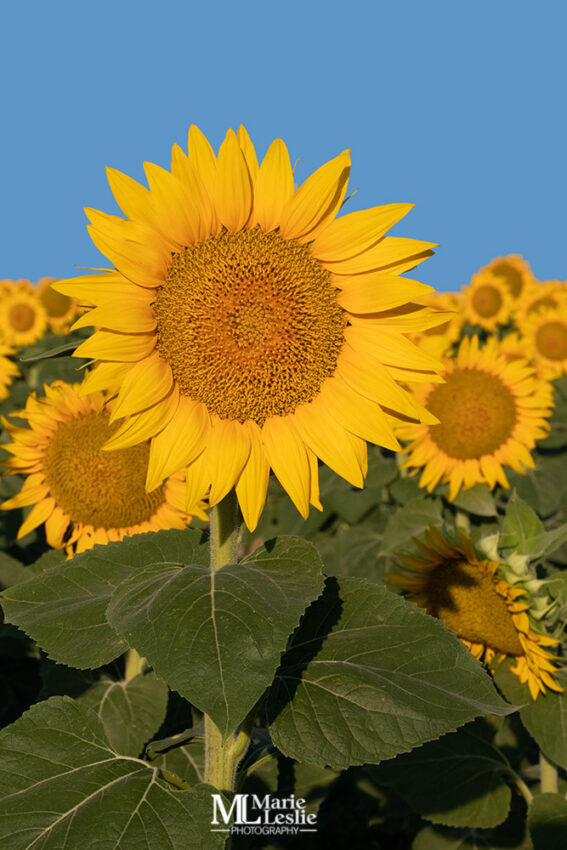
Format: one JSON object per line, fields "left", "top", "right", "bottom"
{"left": 397, "top": 336, "right": 554, "bottom": 499}
{"left": 0, "top": 286, "right": 47, "bottom": 348}
{"left": 1, "top": 379, "right": 204, "bottom": 555}
{"left": 463, "top": 271, "right": 513, "bottom": 330}
{"left": 389, "top": 526, "right": 563, "bottom": 700}
{"left": 52, "top": 124, "right": 445, "bottom": 530}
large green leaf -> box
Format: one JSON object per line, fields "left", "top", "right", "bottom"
{"left": 368, "top": 719, "right": 512, "bottom": 828}
{"left": 494, "top": 665, "right": 567, "bottom": 770}
{"left": 268, "top": 577, "right": 512, "bottom": 769}
{"left": 413, "top": 810, "right": 532, "bottom": 850}
{"left": 107, "top": 536, "right": 324, "bottom": 736}
{"left": 528, "top": 793, "right": 567, "bottom": 850}
{"left": 0, "top": 696, "right": 227, "bottom": 849}
{"left": 1, "top": 529, "right": 207, "bottom": 669}
{"left": 380, "top": 496, "right": 443, "bottom": 555}
{"left": 500, "top": 492, "right": 545, "bottom": 557}
{"left": 78, "top": 672, "right": 169, "bottom": 757}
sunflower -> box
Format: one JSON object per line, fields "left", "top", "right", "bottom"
{"left": 515, "top": 279, "right": 566, "bottom": 324}
{"left": 53, "top": 124, "right": 444, "bottom": 530}
{"left": 389, "top": 527, "right": 562, "bottom": 700}
{"left": 522, "top": 305, "right": 567, "bottom": 380}
{"left": 478, "top": 254, "right": 535, "bottom": 300}
{"left": 410, "top": 291, "right": 464, "bottom": 359}
{"left": 0, "top": 345, "right": 20, "bottom": 402}
{"left": 0, "top": 286, "right": 48, "bottom": 347}
{"left": 463, "top": 271, "right": 513, "bottom": 330}
{"left": 397, "top": 335, "right": 554, "bottom": 499}
{"left": 1, "top": 380, "right": 203, "bottom": 555}
{"left": 37, "top": 277, "right": 78, "bottom": 331}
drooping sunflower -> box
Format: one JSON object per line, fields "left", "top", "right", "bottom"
{"left": 0, "top": 345, "right": 20, "bottom": 402}
{"left": 53, "top": 124, "right": 444, "bottom": 530}
{"left": 463, "top": 271, "right": 513, "bottom": 330}
{"left": 1, "top": 380, "right": 203, "bottom": 555}
{"left": 522, "top": 305, "right": 567, "bottom": 380}
{"left": 37, "top": 277, "right": 78, "bottom": 332}
{"left": 397, "top": 335, "right": 554, "bottom": 499}
{"left": 0, "top": 285, "right": 48, "bottom": 347}
{"left": 389, "top": 526, "right": 562, "bottom": 700}
{"left": 478, "top": 254, "right": 535, "bottom": 300}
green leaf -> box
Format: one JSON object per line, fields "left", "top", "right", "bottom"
{"left": 494, "top": 665, "right": 567, "bottom": 770}
{"left": 268, "top": 576, "right": 512, "bottom": 769}
{"left": 528, "top": 793, "right": 567, "bottom": 850}
{"left": 0, "top": 552, "right": 27, "bottom": 590}
{"left": 1, "top": 529, "right": 207, "bottom": 669}
{"left": 368, "top": 719, "right": 511, "bottom": 828}
{"left": 500, "top": 492, "right": 545, "bottom": 557}
{"left": 18, "top": 338, "right": 81, "bottom": 362}
{"left": 451, "top": 484, "right": 497, "bottom": 517}
{"left": 413, "top": 809, "right": 532, "bottom": 850}
{"left": 107, "top": 536, "right": 325, "bottom": 736}
{"left": 0, "top": 696, "right": 227, "bottom": 849}
{"left": 320, "top": 449, "right": 397, "bottom": 524}
{"left": 78, "top": 672, "right": 169, "bottom": 757}
{"left": 314, "top": 524, "right": 387, "bottom": 583}
{"left": 380, "top": 496, "right": 443, "bottom": 555}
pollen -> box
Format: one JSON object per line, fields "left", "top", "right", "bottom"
{"left": 8, "top": 303, "right": 36, "bottom": 332}
{"left": 154, "top": 227, "right": 346, "bottom": 424}
{"left": 42, "top": 411, "right": 165, "bottom": 528}
{"left": 426, "top": 369, "right": 517, "bottom": 459}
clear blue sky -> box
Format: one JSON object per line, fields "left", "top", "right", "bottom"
{"left": 1, "top": 1, "right": 565, "bottom": 292}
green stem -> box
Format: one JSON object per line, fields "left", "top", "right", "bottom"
{"left": 540, "top": 750, "right": 559, "bottom": 794}
{"left": 124, "top": 648, "right": 145, "bottom": 681}
{"left": 204, "top": 491, "right": 250, "bottom": 794}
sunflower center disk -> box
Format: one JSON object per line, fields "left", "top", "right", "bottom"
{"left": 154, "top": 227, "right": 346, "bottom": 424}
{"left": 427, "top": 559, "right": 523, "bottom": 655}
{"left": 43, "top": 412, "right": 165, "bottom": 528}
{"left": 472, "top": 285, "right": 502, "bottom": 318}
{"left": 8, "top": 303, "right": 35, "bottom": 332}
{"left": 426, "top": 369, "right": 517, "bottom": 458}
{"left": 536, "top": 321, "right": 567, "bottom": 361}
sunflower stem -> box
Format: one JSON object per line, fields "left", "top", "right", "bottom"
{"left": 540, "top": 750, "right": 559, "bottom": 794}
{"left": 204, "top": 491, "right": 250, "bottom": 799}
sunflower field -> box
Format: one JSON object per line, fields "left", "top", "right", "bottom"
{"left": 1, "top": 129, "right": 567, "bottom": 849}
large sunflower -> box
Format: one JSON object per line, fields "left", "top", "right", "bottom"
{"left": 522, "top": 305, "right": 567, "bottom": 380}
{"left": 37, "top": 277, "right": 78, "bottom": 331}
{"left": 0, "top": 345, "right": 20, "bottom": 402}
{"left": 0, "top": 286, "right": 47, "bottom": 347}
{"left": 1, "top": 380, "right": 202, "bottom": 555}
{"left": 389, "top": 527, "right": 562, "bottom": 700}
{"left": 54, "top": 125, "right": 444, "bottom": 530}
{"left": 397, "top": 336, "right": 553, "bottom": 499}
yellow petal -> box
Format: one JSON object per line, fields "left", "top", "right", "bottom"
{"left": 110, "top": 353, "right": 173, "bottom": 422}
{"left": 336, "top": 272, "right": 434, "bottom": 313}
{"left": 215, "top": 129, "right": 253, "bottom": 231}
{"left": 87, "top": 223, "right": 169, "bottom": 288}
{"left": 105, "top": 167, "right": 158, "bottom": 230}
{"left": 18, "top": 497, "right": 55, "bottom": 539}
{"left": 74, "top": 330, "right": 156, "bottom": 362}
{"left": 185, "top": 449, "right": 211, "bottom": 513}
{"left": 170, "top": 144, "right": 216, "bottom": 238}
{"left": 143, "top": 161, "right": 203, "bottom": 247}
{"left": 52, "top": 272, "right": 153, "bottom": 307}
{"left": 103, "top": 387, "right": 179, "bottom": 450}
{"left": 279, "top": 150, "right": 351, "bottom": 241}
{"left": 44, "top": 506, "right": 70, "bottom": 549}
{"left": 187, "top": 124, "right": 217, "bottom": 201}
{"left": 237, "top": 125, "right": 259, "bottom": 180}
{"left": 317, "top": 376, "right": 401, "bottom": 451}
{"left": 71, "top": 299, "right": 156, "bottom": 333}
{"left": 307, "top": 448, "right": 322, "bottom": 511}
{"left": 324, "top": 237, "right": 437, "bottom": 275}
{"left": 80, "top": 362, "right": 131, "bottom": 395}
{"left": 262, "top": 417, "right": 310, "bottom": 518}
{"left": 1, "top": 481, "right": 50, "bottom": 510}
{"left": 292, "top": 403, "right": 365, "bottom": 488}
{"left": 235, "top": 421, "right": 270, "bottom": 531}
{"left": 207, "top": 419, "right": 251, "bottom": 506}
{"left": 336, "top": 346, "right": 423, "bottom": 421}
{"left": 345, "top": 324, "right": 444, "bottom": 372}
{"left": 312, "top": 203, "right": 414, "bottom": 262}
{"left": 146, "top": 397, "right": 210, "bottom": 491}
{"left": 253, "top": 139, "right": 294, "bottom": 232}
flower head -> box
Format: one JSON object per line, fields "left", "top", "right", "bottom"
{"left": 478, "top": 254, "right": 535, "bottom": 300}
{"left": 522, "top": 305, "right": 567, "bottom": 380}
{"left": 1, "top": 380, "right": 202, "bottom": 555}
{"left": 54, "top": 125, "right": 443, "bottom": 530}
{"left": 0, "top": 344, "right": 20, "bottom": 402}
{"left": 0, "top": 284, "right": 47, "bottom": 347}
{"left": 37, "top": 277, "right": 78, "bottom": 331}
{"left": 389, "top": 526, "right": 562, "bottom": 699}
{"left": 463, "top": 271, "right": 513, "bottom": 330}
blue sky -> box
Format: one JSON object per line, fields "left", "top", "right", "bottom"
{"left": 1, "top": 1, "right": 565, "bottom": 292}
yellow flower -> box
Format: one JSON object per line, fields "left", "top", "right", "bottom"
{"left": 522, "top": 305, "right": 567, "bottom": 380}
{"left": 410, "top": 291, "right": 464, "bottom": 359}
{"left": 1, "top": 380, "right": 203, "bottom": 555}
{"left": 463, "top": 271, "right": 513, "bottom": 330}
{"left": 0, "top": 286, "right": 47, "bottom": 347}
{"left": 515, "top": 279, "right": 566, "bottom": 324}
{"left": 389, "top": 526, "right": 562, "bottom": 700}
{"left": 0, "top": 344, "right": 20, "bottom": 402}
{"left": 53, "top": 125, "right": 443, "bottom": 530}
{"left": 37, "top": 277, "right": 78, "bottom": 331}
{"left": 397, "top": 336, "right": 553, "bottom": 499}
{"left": 478, "top": 254, "right": 535, "bottom": 300}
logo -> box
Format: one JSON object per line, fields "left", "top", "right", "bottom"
{"left": 210, "top": 793, "right": 318, "bottom": 837}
